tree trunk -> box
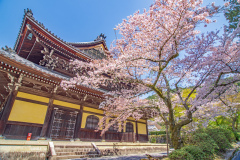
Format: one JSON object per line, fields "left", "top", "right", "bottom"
{"left": 235, "top": 119, "right": 238, "bottom": 131}
{"left": 232, "top": 117, "right": 237, "bottom": 132}
{"left": 170, "top": 125, "right": 182, "bottom": 149}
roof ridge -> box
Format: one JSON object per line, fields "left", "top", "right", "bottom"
{"left": 14, "top": 9, "right": 94, "bottom": 61}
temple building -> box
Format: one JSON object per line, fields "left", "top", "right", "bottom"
{"left": 0, "top": 9, "right": 148, "bottom": 142}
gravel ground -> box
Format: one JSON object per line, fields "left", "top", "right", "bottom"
{"left": 71, "top": 152, "right": 168, "bottom": 160}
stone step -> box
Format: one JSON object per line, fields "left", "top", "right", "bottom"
{"left": 54, "top": 145, "right": 92, "bottom": 149}
{"left": 57, "top": 151, "right": 98, "bottom": 156}
{"left": 56, "top": 154, "right": 99, "bottom": 159}
{"left": 55, "top": 148, "right": 94, "bottom": 153}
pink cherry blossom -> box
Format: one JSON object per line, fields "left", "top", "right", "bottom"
{"left": 61, "top": 0, "right": 240, "bottom": 149}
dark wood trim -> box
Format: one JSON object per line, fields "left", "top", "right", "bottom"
{"left": 135, "top": 121, "right": 139, "bottom": 141}
{"left": 0, "top": 90, "right": 18, "bottom": 135}
{"left": 17, "top": 26, "right": 28, "bottom": 54}
{"left": 74, "top": 105, "right": 83, "bottom": 138}
{"left": 0, "top": 143, "right": 47, "bottom": 146}
{"left": 146, "top": 121, "right": 149, "bottom": 141}
{"left": 7, "top": 121, "right": 43, "bottom": 128}
{"left": 19, "top": 86, "right": 52, "bottom": 98}
{"left": 127, "top": 119, "right": 146, "bottom": 124}
{"left": 40, "top": 98, "right": 54, "bottom": 137}
{"left": 81, "top": 102, "right": 100, "bottom": 109}
{"left": 15, "top": 97, "right": 48, "bottom": 106}
{"left": 53, "top": 104, "right": 80, "bottom": 112}
{"left": 46, "top": 107, "right": 58, "bottom": 138}
{"left": 79, "top": 138, "right": 102, "bottom": 142}
{"left": 53, "top": 95, "right": 82, "bottom": 105}
{"left": 26, "top": 38, "right": 37, "bottom": 60}
{"left": 4, "top": 135, "right": 39, "bottom": 140}
{"left": 83, "top": 110, "right": 104, "bottom": 116}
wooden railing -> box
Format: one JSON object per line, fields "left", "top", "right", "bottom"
{"left": 79, "top": 128, "right": 101, "bottom": 140}
{"left": 138, "top": 134, "right": 148, "bottom": 142}
{"left": 79, "top": 129, "right": 147, "bottom": 142}
{"left": 121, "top": 132, "right": 136, "bottom": 142}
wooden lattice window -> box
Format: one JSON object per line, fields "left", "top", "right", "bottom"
{"left": 85, "top": 115, "right": 99, "bottom": 130}
{"left": 126, "top": 122, "right": 134, "bottom": 132}
{"left": 108, "top": 119, "right": 118, "bottom": 132}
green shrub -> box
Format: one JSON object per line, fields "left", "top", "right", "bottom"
{"left": 215, "top": 128, "right": 235, "bottom": 143}
{"left": 198, "top": 142, "right": 216, "bottom": 159}
{"left": 233, "top": 131, "right": 240, "bottom": 141}
{"left": 191, "top": 133, "right": 218, "bottom": 157}
{"left": 206, "top": 128, "right": 231, "bottom": 152}
{"left": 150, "top": 137, "right": 156, "bottom": 143}
{"left": 169, "top": 149, "right": 194, "bottom": 160}
{"left": 149, "top": 131, "right": 166, "bottom": 135}
{"left": 182, "top": 145, "right": 205, "bottom": 160}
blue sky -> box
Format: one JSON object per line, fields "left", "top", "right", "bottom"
{"left": 0, "top": 0, "right": 153, "bottom": 49}
{"left": 0, "top": 0, "right": 226, "bottom": 50}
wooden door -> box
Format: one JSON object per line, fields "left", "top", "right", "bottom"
{"left": 50, "top": 109, "right": 77, "bottom": 140}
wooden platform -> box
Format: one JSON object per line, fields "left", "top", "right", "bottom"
{"left": 0, "top": 139, "right": 167, "bottom": 159}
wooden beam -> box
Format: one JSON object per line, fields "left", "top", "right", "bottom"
{"left": 26, "top": 38, "right": 37, "bottom": 60}
{"left": 74, "top": 105, "right": 83, "bottom": 139}
{"left": 17, "top": 27, "right": 28, "bottom": 55}
{"left": 135, "top": 121, "right": 139, "bottom": 141}
{"left": 39, "top": 98, "right": 54, "bottom": 138}
{"left": 146, "top": 121, "right": 149, "bottom": 141}
{"left": 0, "top": 90, "right": 18, "bottom": 136}
{"left": 46, "top": 107, "right": 58, "bottom": 138}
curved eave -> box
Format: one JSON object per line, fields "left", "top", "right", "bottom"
{"left": 68, "top": 39, "right": 108, "bottom": 51}
{"left": 0, "top": 50, "right": 105, "bottom": 97}
{"left": 14, "top": 13, "right": 93, "bottom": 61}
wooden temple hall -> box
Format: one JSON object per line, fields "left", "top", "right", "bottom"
{"left": 0, "top": 9, "right": 148, "bottom": 142}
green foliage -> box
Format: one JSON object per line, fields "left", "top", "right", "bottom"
{"left": 208, "top": 116, "right": 231, "bottom": 127}
{"left": 224, "top": 0, "right": 240, "bottom": 36}
{"left": 150, "top": 137, "right": 156, "bottom": 143}
{"left": 233, "top": 131, "right": 240, "bottom": 141}
{"left": 173, "top": 127, "right": 237, "bottom": 160}
{"left": 205, "top": 128, "right": 232, "bottom": 152}
{"left": 146, "top": 94, "right": 158, "bottom": 100}
{"left": 217, "top": 128, "right": 236, "bottom": 143}
{"left": 182, "top": 88, "right": 196, "bottom": 99}
{"left": 191, "top": 132, "right": 219, "bottom": 156}
{"left": 169, "top": 149, "right": 194, "bottom": 160}
{"left": 149, "top": 130, "right": 166, "bottom": 135}
{"left": 182, "top": 145, "right": 206, "bottom": 160}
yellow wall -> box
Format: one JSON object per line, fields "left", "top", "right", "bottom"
{"left": 84, "top": 106, "right": 104, "bottom": 114}
{"left": 138, "top": 123, "right": 147, "bottom": 134}
{"left": 17, "top": 92, "right": 49, "bottom": 103}
{"left": 127, "top": 117, "right": 146, "bottom": 123}
{"left": 8, "top": 100, "right": 48, "bottom": 124}
{"left": 138, "top": 119, "right": 147, "bottom": 123}
{"left": 81, "top": 112, "right": 103, "bottom": 129}
{"left": 123, "top": 121, "right": 136, "bottom": 133}
{"left": 54, "top": 100, "right": 80, "bottom": 109}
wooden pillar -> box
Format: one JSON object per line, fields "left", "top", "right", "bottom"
{"left": 46, "top": 107, "right": 58, "bottom": 138}
{"left": 39, "top": 98, "right": 54, "bottom": 139}
{"left": 74, "top": 105, "right": 83, "bottom": 140}
{"left": 146, "top": 120, "right": 149, "bottom": 142}
{"left": 135, "top": 121, "right": 139, "bottom": 142}
{"left": 0, "top": 90, "right": 18, "bottom": 136}
{"left": 102, "top": 119, "right": 106, "bottom": 142}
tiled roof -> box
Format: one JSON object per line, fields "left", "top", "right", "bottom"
{"left": 0, "top": 49, "right": 68, "bottom": 80}
{"left": 0, "top": 49, "right": 107, "bottom": 93}
{"left": 14, "top": 9, "right": 108, "bottom": 61}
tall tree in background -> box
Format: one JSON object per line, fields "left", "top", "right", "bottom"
{"left": 62, "top": 0, "right": 240, "bottom": 149}
{"left": 224, "top": 0, "right": 240, "bottom": 34}
{"left": 218, "top": 84, "right": 240, "bottom": 131}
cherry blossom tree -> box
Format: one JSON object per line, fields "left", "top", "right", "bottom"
{"left": 217, "top": 84, "right": 240, "bottom": 131}
{"left": 62, "top": 0, "right": 240, "bottom": 149}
